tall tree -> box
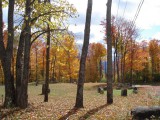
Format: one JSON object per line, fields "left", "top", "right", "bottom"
{"left": 16, "top": 0, "right": 32, "bottom": 108}
{"left": 85, "top": 43, "right": 106, "bottom": 82}
{"left": 44, "top": 0, "right": 51, "bottom": 102}
{"left": 0, "top": 0, "right": 16, "bottom": 108}
{"left": 75, "top": 0, "right": 92, "bottom": 108}
{"left": 149, "top": 39, "right": 160, "bottom": 79}
{"left": 106, "top": 0, "right": 113, "bottom": 104}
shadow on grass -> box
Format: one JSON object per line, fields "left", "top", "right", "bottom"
{"left": 0, "top": 103, "right": 36, "bottom": 119}
{"left": 79, "top": 104, "right": 108, "bottom": 119}
{"left": 58, "top": 108, "right": 79, "bottom": 120}
{"left": 58, "top": 104, "right": 108, "bottom": 120}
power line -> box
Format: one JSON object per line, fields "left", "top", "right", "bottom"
{"left": 122, "top": 0, "right": 128, "bottom": 18}
{"left": 116, "top": 0, "right": 121, "bottom": 18}
{"left": 131, "top": 0, "right": 144, "bottom": 28}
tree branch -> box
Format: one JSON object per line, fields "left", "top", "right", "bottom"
{"left": 31, "top": 28, "right": 66, "bottom": 45}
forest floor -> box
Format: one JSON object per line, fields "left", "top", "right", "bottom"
{"left": 0, "top": 83, "right": 160, "bottom": 120}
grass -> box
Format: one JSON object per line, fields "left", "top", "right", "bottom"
{"left": 0, "top": 83, "right": 159, "bottom": 120}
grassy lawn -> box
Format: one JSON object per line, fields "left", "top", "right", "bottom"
{"left": 0, "top": 83, "right": 159, "bottom": 120}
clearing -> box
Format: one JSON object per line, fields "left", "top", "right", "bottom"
{"left": 0, "top": 83, "right": 160, "bottom": 120}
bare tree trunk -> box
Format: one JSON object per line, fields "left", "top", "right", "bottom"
{"left": 44, "top": 0, "right": 51, "bottom": 102}
{"left": 16, "top": 30, "right": 25, "bottom": 106}
{"left": 44, "top": 24, "right": 50, "bottom": 102}
{"left": 130, "top": 39, "right": 133, "bottom": 84}
{"left": 0, "top": 0, "right": 4, "bottom": 60}
{"left": 75, "top": 0, "right": 92, "bottom": 108}
{"left": 99, "top": 58, "right": 103, "bottom": 81}
{"left": 42, "top": 50, "right": 45, "bottom": 80}
{"left": 113, "top": 51, "right": 116, "bottom": 82}
{"left": 0, "top": 0, "right": 16, "bottom": 108}
{"left": 123, "top": 52, "right": 126, "bottom": 82}
{"left": 106, "top": 0, "right": 113, "bottom": 104}
{"left": 68, "top": 53, "right": 72, "bottom": 83}
{"left": 0, "top": 63, "right": 4, "bottom": 84}
{"left": 115, "top": 37, "right": 120, "bottom": 82}
{"left": 16, "top": 0, "right": 31, "bottom": 109}
{"left": 116, "top": 53, "right": 120, "bottom": 82}
{"left": 35, "top": 46, "right": 38, "bottom": 86}
{"left": 120, "top": 45, "right": 123, "bottom": 83}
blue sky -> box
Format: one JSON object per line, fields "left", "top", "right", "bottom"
{"left": 68, "top": 0, "right": 160, "bottom": 44}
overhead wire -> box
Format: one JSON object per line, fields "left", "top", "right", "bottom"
{"left": 131, "top": 0, "right": 144, "bottom": 28}
{"left": 122, "top": 0, "right": 128, "bottom": 18}
{"left": 116, "top": 0, "right": 121, "bottom": 19}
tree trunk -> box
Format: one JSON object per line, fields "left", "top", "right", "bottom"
{"left": 75, "top": 0, "right": 92, "bottom": 108}
{"left": 68, "top": 53, "right": 72, "bottom": 83}
{"left": 16, "top": 30, "right": 25, "bottom": 107}
{"left": 106, "top": 0, "right": 113, "bottom": 104}
{"left": 44, "top": 0, "right": 51, "bottom": 102}
{"left": 130, "top": 39, "right": 133, "bottom": 84}
{"left": 115, "top": 38, "right": 120, "bottom": 82}
{"left": 0, "top": 0, "right": 5, "bottom": 60}
{"left": 42, "top": 49, "right": 45, "bottom": 80}
{"left": 99, "top": 58, "right": 103, "bottom": 81}
{"left": 113, "top": 51, "right": 116, "bottom": 82}
{"left": 35, "top": 46, "right": 38, "bottom": 86}
{"left": 0, "top": 0, "right": 16, "bottom": 108}
{"left": 16, "top": 0, "right": 31, "bottom": 109}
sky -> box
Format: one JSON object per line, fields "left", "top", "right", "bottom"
{"left": 67, "top": 0, "right": 160, "bottom": 44}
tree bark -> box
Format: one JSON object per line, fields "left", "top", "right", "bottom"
{"left": 75, "top": 0, "right": 92, "bottom": 108}
{"left": 35, "top": 46, "right": 38, "bottom": 86}
{"left": 0, "top": 0, "right": 5, "bottom": 60}
{"left": 0, "top": 0, "right": 16, "bottom": 108}
{"left": 106, "top": 0, "right": 113, "bottom": 104}
{"left": 16, "top": 0, "right": 31, "bottom": 108}
{"left": 44, "top": 0, "right": 51, "bottom": 102}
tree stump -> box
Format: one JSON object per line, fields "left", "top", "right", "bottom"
{"left": 97, "top": 87, "right": 104, "bottom": 94}
{"left": 121, "top": 89, "right": 127, "bottom": 96}
{"left": 131, "top": 106, "right": 160, "bottom": 119}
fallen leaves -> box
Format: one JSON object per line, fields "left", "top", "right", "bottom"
{"left": 0, "top": 83, "right": 159, "bottom": 120}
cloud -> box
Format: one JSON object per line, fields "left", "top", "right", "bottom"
{"left": 69, "top": 0, "right": 160, "bottom": 43}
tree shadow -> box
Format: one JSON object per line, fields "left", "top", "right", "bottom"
{"left": 58, "top": 108, "right": 79, "bottom": 120}
{"left": 79, "top": 104, "right": 108, "bottom": 119}
{"left": 0, "top": 107, "right": 20, "bottom": 119}
{"left": 0, "top": 103, "right": 35, "bottom": 119}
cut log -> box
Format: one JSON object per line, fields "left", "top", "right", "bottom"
{"left": 121, "top": 89, "right": 127, "bottom": 96}
{"left": 131, "top": 106, "right": 160, "bottom": 119}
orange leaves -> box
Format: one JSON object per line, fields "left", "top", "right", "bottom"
{"left": 148, "top": 39, "right": 160, "bottom": 73}
{"left": 85, "top": 43, "right": 106, "bottom": 82}
{"left": 125, "top": 42, "right": 149, "bottom": 72}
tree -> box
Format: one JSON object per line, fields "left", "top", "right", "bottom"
{"left": 106, "top": 0, "right": 113, "bottom": 104}
{"left": 149, "top": 39, "right": 160, "bottom": 79}
{"left": 0, "top": 0, "right": 16, "bottom": 108}
{"left": 85, "top": 43, "right": 106, "bottom": 82}
{"left": 75, "top": 0, "right": 92, "bottom": 108}
{"left": 15, "top": 0, "right": 76, "bottom": 108}
{"left": 44, "top": 0, "right": 51, "bottom": 102}
{"left": 16, "top": 0, "right": 32, "bottom": 108}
